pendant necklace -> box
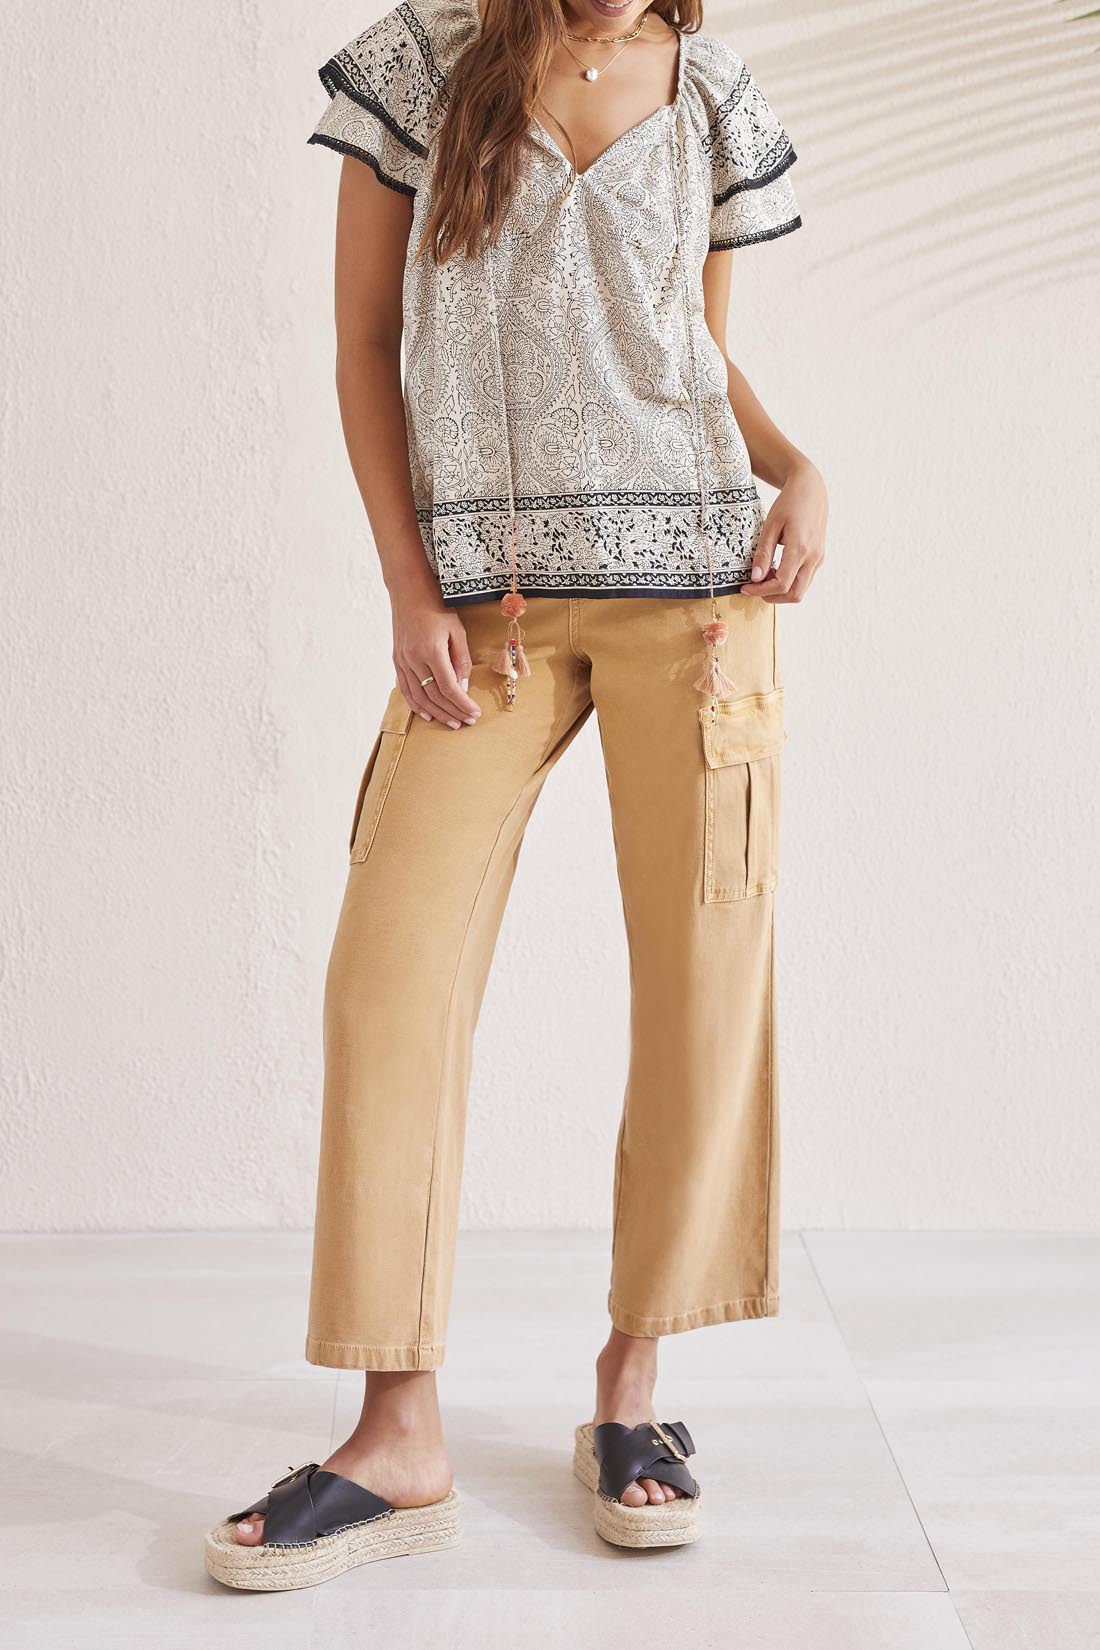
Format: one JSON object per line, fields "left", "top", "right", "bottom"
{"left": 561, "top": 14, "right": 649, "bottom": 80}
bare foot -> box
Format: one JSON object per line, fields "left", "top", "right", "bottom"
{"left": 234, "top": 1371, "right": 451, "bottom": 1547}
{"left": 594, "top": 1328, "right": 683, "bottom": 1507}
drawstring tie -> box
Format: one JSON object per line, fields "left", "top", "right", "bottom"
{"left": 491, "top": 518, "right": 531, "bottom": 709}
{"left": 666, "top": 91, "right": 737, "bottom": 720}
{"left": 482, "top": 70, "right": 737, "bottom": 715}
{"left": 691, "top": 544, "right": 737, "bottom": 705}
{"left": 484, "top": 244, "right": 530, "bottom": 710}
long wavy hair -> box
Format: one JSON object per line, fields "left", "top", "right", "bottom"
{"left": 419, "top": 0, "right": 703, "bottom": 263}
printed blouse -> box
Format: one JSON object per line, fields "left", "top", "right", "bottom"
{"left": 308, "top": 0, "right": 801, "bottom": 606}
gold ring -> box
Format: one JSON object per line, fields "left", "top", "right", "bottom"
{"left": 419, "top": 675, "right": 435, "bottom": 687}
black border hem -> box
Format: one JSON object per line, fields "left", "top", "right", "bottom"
{"left": 307, "top": 132, "right": 416, "bottom": 197}
{"left": 317, "top": 59, "right": 427, "bottom": 158}
{"left": 712, "top": 145, "right": 798, "bottom": 207}
{"left": 439, "top": 577, "right": 755, "bottom": 607}
{"left": 709, "top": 213, "right": 802, "bottom": 253}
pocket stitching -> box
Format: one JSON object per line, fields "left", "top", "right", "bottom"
{"left": 704, "top": 766, "right": 780, "bottom": 901}
{"left": 349, "top": 731, "right": 407, "bottom": 864}
{"left": 701, "top": 692, "right": 784, "bottom": 903}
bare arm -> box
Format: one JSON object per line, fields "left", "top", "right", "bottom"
{"left": 332, "top": 158, "right": 480, "bottom": 728}
{"left": 702, "top": 249, "right": 827, "bottom": 603}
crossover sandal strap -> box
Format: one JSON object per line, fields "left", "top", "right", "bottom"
{"left": 593, "top": 1419, "right": 699, "bottom": 1503}
{"left": 227, "top": 1461, "right": 393, "bottom": 1547}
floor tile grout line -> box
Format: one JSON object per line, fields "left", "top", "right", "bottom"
{"left": 302, "top": 1388, "right": 345, "bottom": 1649}
{"left": 798, "top": 1230, "right": 953, "bottom": 1598}
{"left": 949, "top": 1595, "right": 978, "bottom": 1650}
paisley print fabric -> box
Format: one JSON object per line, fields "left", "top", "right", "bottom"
{"left": 309, "top": 0, "right": 801, "bottom": 605}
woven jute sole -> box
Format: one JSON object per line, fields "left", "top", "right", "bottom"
{"left": 203, "top": 1489, "right": 461, "bottom": 1591}
{"left": 572, "top": 1423, "right": 700, "bottom": 1549}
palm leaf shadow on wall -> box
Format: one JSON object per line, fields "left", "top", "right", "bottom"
{"left": 717, "top": 0, "right": 1099, "bottom": 314}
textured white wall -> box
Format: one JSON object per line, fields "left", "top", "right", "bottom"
{"left": 2, "top": 0, "right": 1098, "bottom": 1233}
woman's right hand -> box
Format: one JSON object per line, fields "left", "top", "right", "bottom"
{"left": 391, "top": 581, "right": 482, "bottom": 729}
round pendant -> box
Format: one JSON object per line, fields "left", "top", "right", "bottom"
{"left": 584, "top": 66, "right": 599, "bottom": 80}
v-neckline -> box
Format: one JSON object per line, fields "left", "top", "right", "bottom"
{"left": 530, "top": 27, "right": 685, "bottom": 183}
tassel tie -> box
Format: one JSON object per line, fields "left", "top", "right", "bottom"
{"left": 693, "top": 611, "right": 736, "bottom": 700}
{"left": 692, "top": 529, "right": 736, "bottom": 718}
{"left": 492, "top": 516, "right": 530, "bottom": 709}
{"left": 662, "top": 120, "right": 736, "bottom": 721}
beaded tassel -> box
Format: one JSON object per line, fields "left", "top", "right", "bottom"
{"left": 493, "top": 517, "right": 529, "bottom": 710}
{"left": 693, "top": 531, "right": 736, "bottom": 717}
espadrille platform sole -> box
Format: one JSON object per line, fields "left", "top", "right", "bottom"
{"left": 573, "top": 1421, "right": 700, "bottom": 1549}
{"left": 204, "top": 1489, "right": 461, "bottom": 1591}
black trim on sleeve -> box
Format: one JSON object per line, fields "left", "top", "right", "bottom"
{"left": 708, "top": 214, "right": 802, "bottom": 252}
{"left": 713, "top": 146, "right": 797, "bottom": 207}
{"left": 307, "top": 132, "right": 417, "bottom": 197}
{"left": 317, "top": 59, "right": 427, "bottom": 158}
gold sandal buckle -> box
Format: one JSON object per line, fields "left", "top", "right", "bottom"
{"left": 649, "top": 1420, "right": 687, "bottom": 1463}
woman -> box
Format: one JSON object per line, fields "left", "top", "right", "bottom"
{"left": 205, "top": 0, "right": 826, "bottom": 1590}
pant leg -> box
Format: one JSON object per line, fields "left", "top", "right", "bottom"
{"left": 583, "top": 591, "right": 783, "bottom": 1335}
{"left": 306, "top": 598, "right": 592, "bottom": 1370}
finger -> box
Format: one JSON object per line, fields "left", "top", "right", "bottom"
{"left": 448, "top": 627, "right": 476, "bottom": 703}
{"left": 396, "top": 663, "right": 442, "bottom": 723}
{"left": 394, "top": 664, "right": 431, "bottom": 720}
{"left": 419, "top": 663, "right": 471, "bottom": 728}
{"left": 788, "top": 557, "right": 820, "bottom": 599}
{"left": 769, "top": 545, "right": 805, "bottom": 596}
{"left": 759, "top": 552, "right": 819, "bottom": 603}
{"left": 749, "top": 513, "right": 782, "bottom": 585}
{"left": 430, "top": 643, "right": 480, "bottom": 723}
{"left": 416, "top": 676, "right": 463, "bottom": 728}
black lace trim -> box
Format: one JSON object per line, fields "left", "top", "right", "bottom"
{"left": 307, "top": 132, "right": 416, "bottom": 197}
{"left": 440, "top": 574, "right": 754, "bottom": 606}
{"left": 316, "top": 60, "right": 427, "bottom": 158}
{"left": 417, "top": 486, "right": 759, "bottom": 521}
{"left": 713, "top": 146, "right": 797, "bottom": 207}
{"left": 709, "top": 214, "right": 802, "bottom": 252}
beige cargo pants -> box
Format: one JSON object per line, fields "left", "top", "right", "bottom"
{"left": 306, "top": 591, "right": 784, "bottom": 1369}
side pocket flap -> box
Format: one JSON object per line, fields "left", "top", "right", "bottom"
{"left": 348, "top": 688, "right": 414, "bottom": 861}
{"left": 380, "top": 686, "right": 415, "bottom": 736}
{"left": 699, "top": 689, "right": 786, "bottom": 768}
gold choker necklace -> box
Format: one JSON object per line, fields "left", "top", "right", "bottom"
{"left": 563, "top": 6, "right": 651, "bottom": 46}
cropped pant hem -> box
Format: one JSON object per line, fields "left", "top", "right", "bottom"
{"left": 304, "top": 1335, "right": 445, "bottom": 1372}
{"left": 608, "top": 1293, "right": 780, "bottom": 1337}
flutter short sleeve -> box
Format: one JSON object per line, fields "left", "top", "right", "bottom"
{"left": 307, "top": 4, "right": 444, "bottom": 196}
{"left": 703, "top": 53, "right": 801, "bottom": 251}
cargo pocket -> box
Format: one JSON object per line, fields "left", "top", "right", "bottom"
{"left": 349, "top": 688, "right": 414, "bottom": 863}
{"left": 699, "top": 689, "right": 786, "bottom": 902}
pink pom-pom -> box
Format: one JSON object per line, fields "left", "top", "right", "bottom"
{"left": 702, "top": 620, "right": 728, "bottom": 646}
{"left": 501, "top": 592, "right": 527, "bottom": 618}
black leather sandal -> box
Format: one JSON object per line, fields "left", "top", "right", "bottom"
{"left": 572, "top": 1419, "right": 701, "bottom": 1548}
{"left": 203, "top": 1460, "right": 460, "bottom": 1591}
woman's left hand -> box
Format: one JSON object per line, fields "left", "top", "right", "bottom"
{"left": 743, "top": 459, "right": 828, "bottom": 602}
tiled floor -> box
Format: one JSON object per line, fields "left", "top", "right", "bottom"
{"left": 0, "top": 1231, "right": 1097, "bottom": 1649}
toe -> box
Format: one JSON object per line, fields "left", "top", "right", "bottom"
{"left": 619, "top": 1481, "right": 648, "bottom": 1507}
{"left": 662, "top": 1482, "right": 680, "bottom": 1499}
{"left": 638, "top": 1477, "right": 665, "bottom": 1504}
{"left": 234, "top": 1514, "right": 265, "bottom": 1546}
